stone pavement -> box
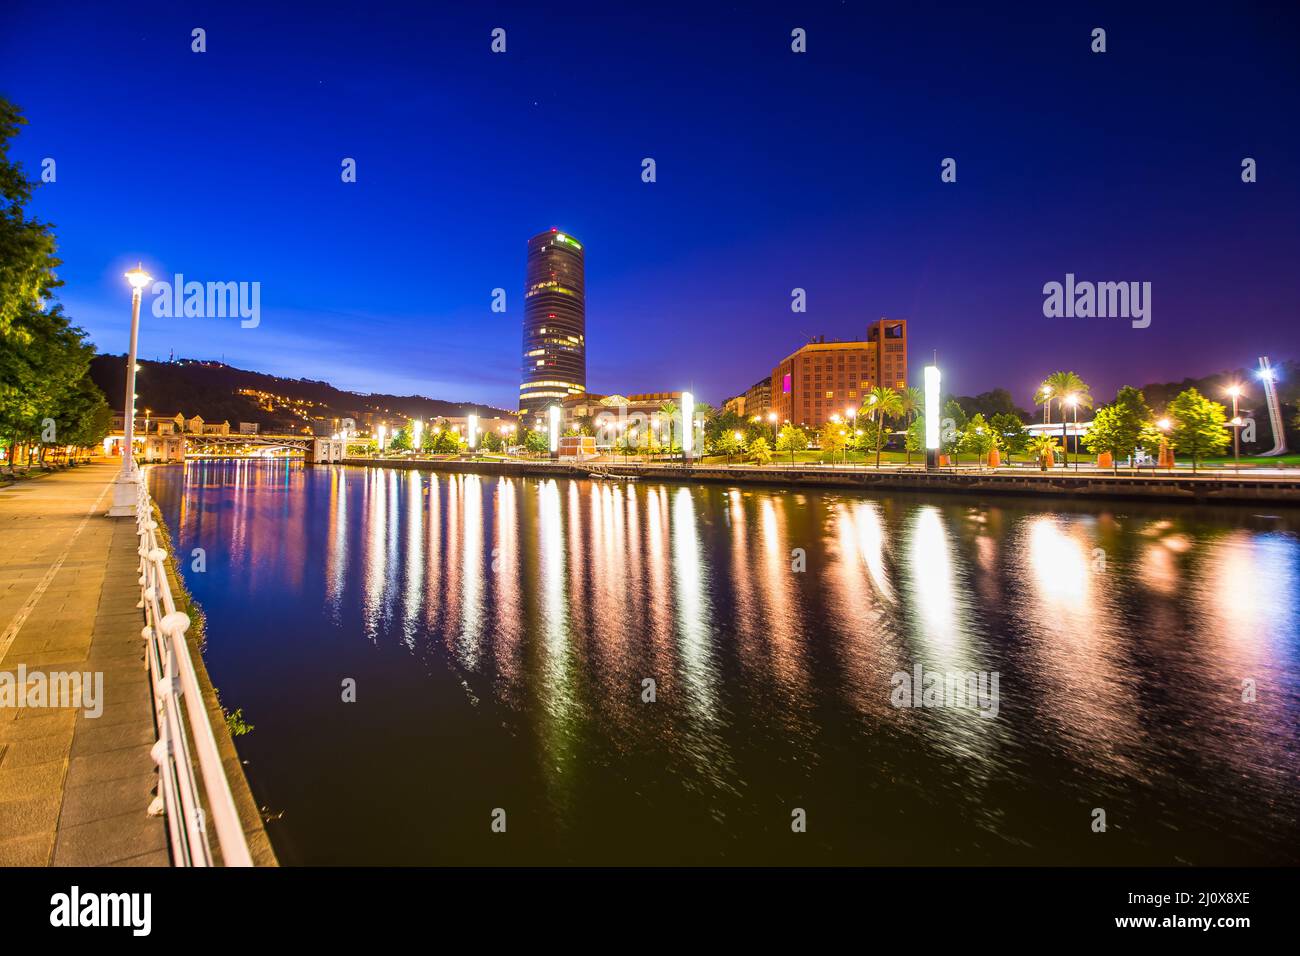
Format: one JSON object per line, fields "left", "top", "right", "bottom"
{"left": 0, "top": 460, "right": 167, "bottom": 865}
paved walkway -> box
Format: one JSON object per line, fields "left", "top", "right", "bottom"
{"left": 0, "top": 460, "right": 167, "bottom": 865}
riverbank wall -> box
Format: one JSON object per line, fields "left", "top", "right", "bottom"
{"left": 337, "top": 458, "right": 1300, "bottom": 506}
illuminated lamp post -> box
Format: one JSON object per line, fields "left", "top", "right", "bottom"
{"left": 1071, "top": 395, "right": 1081, "bottom": 473}
{"left": 1156, "top": 417, "right": 1174, "bottom": 471}
{"left": 548, "top": 405, "right": 560, "bottom": 458}
{"left": 924, "top": 364, "right": 941, "bottom": 471}
{"left": 467, "top": 413, "right": 478, "bottom": 453}
{"left": 109, "top": 264, "right": 152, "bottom": 517}
{"left": 1226, "top": 385, "right": 1241, "bottom": 474}
{"left": 731, "top": 430, "right": 743, "bottom": 466}
{"left": 377, "top": 423, "right": 387, "bottom": 455}
{"left": 411, "top": 419, "right": 423, "bottom": 455}
{"left": 681, "top": 391, "right": 694, "bottom": 465}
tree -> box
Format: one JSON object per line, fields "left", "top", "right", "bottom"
{"left": 863, "top": 386, "right": 904, "bottom": 467}
{"left": 715, "top": 429, "right": 744, "bottom": 464}
{"left": 941, "top": 399, "right": 967, "bottom": 462}
{"left": 524, "top": 430, "right": 549, "bottom": 457}
{"left": 897, "top": 386, "right": 923, "bottom": 466}
{"left": 1026, "top": 434, "right": 1061, "bottom": 471}
{"left": 388, "top": 425, "right": 411, "bottom": 452}
{"left": 1166, "top": 387, "right": 1230, "bottom": 473}
{"left": 990, "top": 412, "right": 1029, "bottom": 458}
{"left": 905, "top": 416, "right": 925, "bottom": 465}
{"left": 0, "top": 98, "right": 62, "bottom": 340}
{"left": 1041, "top": 371, "right": 1092, "bottom": 466}
{"left": 747, "top": 435, "right": 772, "bottom": 465}
{"left": 1082, "top": 386, "right": 1153, "bottom": 473}
{"left": 960, "top": 413, "right": 996, "bottom": 466}
{"left": 775, "top": 423, "right": 807, "bottom": 464}
{"left": 819, "top": 421, "right": 849, "bottom": 463}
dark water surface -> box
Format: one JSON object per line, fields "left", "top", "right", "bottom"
{"left": 150, "top": 460, "right": 1300, "bottom": 865}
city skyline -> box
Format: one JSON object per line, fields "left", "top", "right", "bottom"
{"left": 1, "top": 1, "right": 1296, "bottom": 410}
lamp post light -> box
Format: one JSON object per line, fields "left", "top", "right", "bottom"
{"left": 377, "top": 423, "right": 387, "bottom": 455}
{"left": 1157, "top": 417, "right": 1173, "bottom": 472}
{"left": 1041, "top": 384, "right": 1053, "bottom": 425}
{"left": 767, "top": 411, "right": 777, "bottom": 443}
{"left": 109, "top": 264, "right": 152, "bottom": 516}
{"left": 923, "top": 364, "right": 941, "bottom": 471}
{"left": 1066, "top": 393, "right": 1080, "bottom": 471}
{"left": 731, "top": 430, "right": 743, "bottom": 466}
{"left": 1226, "top": 385, "right": 1242, "bottom": 473}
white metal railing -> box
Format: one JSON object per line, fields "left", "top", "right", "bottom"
{"left": 131, "top": 469, "right": 254, "bottom": 866}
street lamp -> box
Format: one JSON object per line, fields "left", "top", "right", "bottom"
{"left": 109, "top": 263, "right": 152, "bottom": 517}
{"left": 1157, "top": 417, "right": 1173, "bottom": 472}
{"left": 1226, "top": 385, "right": 1242, "bottom": 473}
{"left": 1066, "top": 393, "right": 1080, "bottom": 471}
{"left": 1041, "top": 384, "right": 1053, "bottom": 425}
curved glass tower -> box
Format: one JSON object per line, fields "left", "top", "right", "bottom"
{"left": 519, "top": 228, "right": 586, "bottom": 418}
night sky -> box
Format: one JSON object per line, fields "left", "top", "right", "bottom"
{"left": 2, "top": 1, "right": 1297, "bottom": 410}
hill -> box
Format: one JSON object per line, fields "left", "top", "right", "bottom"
{"left": 89, "top": 354, "right": 513, "bottom": 433}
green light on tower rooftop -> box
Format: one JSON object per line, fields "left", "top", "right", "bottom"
{"left": 555, "top": 233, "right": 582, "bottom": 250}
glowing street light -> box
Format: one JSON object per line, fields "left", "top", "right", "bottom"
{"left": 681, "top": 391, "right": 694, "bottom": 461}
{"left": 924, "top": 364, "right": 941, "bottom": 470}
{"left": 548, "top": 405, "right": 560, "bottom": 455}
{"left": 467, "top": 413, "right": 478, "bottom": 452}
{"left": 412, "top": 418, "right": 423, "bottom": 453}
{"left": 109, "top": 263, "right": 152, "bottom": 516}
{"left": 1065, "top": 393, "right": 1079, "bottom": 470}
{"left": 377, "top": 423, "right": 387, "bottom": 454}
{"left": 1225, "top": 384, "right": 1243, "bottom": 473}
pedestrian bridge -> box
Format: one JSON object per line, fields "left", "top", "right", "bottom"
{"left": 118, "top": 432, "right": 361, "bottom": 463}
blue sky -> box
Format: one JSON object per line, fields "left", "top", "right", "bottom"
{"left": 2, "top": 0, "right": 1297, "bottom": 408}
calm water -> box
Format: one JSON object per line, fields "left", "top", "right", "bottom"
{"left": 150, "top": 460, "right": 1300, "bottom": 865}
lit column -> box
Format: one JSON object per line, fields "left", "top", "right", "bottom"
{"left": 924, "top": 364, "right": 940, "bottom": 471}
{"left": 1226, "top": 385, "right": 1241, "bottom": 473}
{"left": 109, "top": 263, "right": 152, "bottom": 517}
{"left": 548, "top": 405, "right": 560, "bottom": 456}
{"left": 468, "top": 413, "right": 478, "bottom": 451}
{"left": 377, "top": 424, "right": 387, "bottom": 453}
{"left": 412, "top": 419, "right": 423, "bottom": 453}
{"left": 681, "top": 391, "right": 694, "bottom": 461}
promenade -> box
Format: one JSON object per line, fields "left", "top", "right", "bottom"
{"left": 0, "top": 461, "right": 275, "bottom": 867}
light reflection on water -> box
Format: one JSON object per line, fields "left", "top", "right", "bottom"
{"left": 152, "top": 459, "right": 1300, "bottom": 865}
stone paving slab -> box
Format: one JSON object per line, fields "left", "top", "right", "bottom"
{"left": 0, "top": 461, "right": 165, "bottom": 866}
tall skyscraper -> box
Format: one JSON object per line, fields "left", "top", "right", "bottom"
{"left": 519, "top": 228, "right": 586, "bottom": 418}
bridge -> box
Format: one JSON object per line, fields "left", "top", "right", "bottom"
{"left": 116, "top": 431, "right": 365, "bottom": 463}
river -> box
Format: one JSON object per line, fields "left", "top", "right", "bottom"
{"left": 149, "top": 459, "right": 1300, "bottom": 865}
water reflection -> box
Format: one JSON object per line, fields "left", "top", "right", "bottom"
{"left": 151, "top": 461, "right": 1300, "bottom": 865}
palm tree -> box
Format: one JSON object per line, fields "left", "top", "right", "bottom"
{"left": 863, "top": 386, "right": 905, "bottom": 468}
{"left": 1026, "top": 434, "right": 1061, "bottom": 471}
{"left": 898, "top": 386, "right": 922, "bottom": 466}
{"left": 1041, "top": 371, "right": 1091, "bottom": 466}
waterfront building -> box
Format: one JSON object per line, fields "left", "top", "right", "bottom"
{"left": 770, "top": 318, "right": 909, "bottom": 427}
{"left": 744, "top": 376, "right": 772, "bottom": 419}
{"left": 519, "top": 228, "right": 586, "bottom": 417}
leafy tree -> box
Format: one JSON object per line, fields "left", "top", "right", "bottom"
{"left": 990, "top": 412, "right": 1029, "bottom": 458}
{"left": 959, "top": 413, "right": 996, "bottom": 466}
{"left": 819, "top": 421, "right": 849, "bottom": 463}
{"left": 1082, "top": 386, "right": 1153, "bottom": 473}
{"left": 905, "top": 415, "right": 925, "bottom": 464}
{"left": 941, "top": 399, "right": 967, "bottom": 461}
{"left": 1166, "top": 387, "right": 1230, "bottom": 472}
{"left": 0, "top": 98, "right": 62, "bottom": 340}
{"left": 524, "top": 430, "right": 549, "bottom": 457}
{"left": 747, "top": 435, "right": 772, "bottom": 465}
{"left": 388, "top": 425, "right": 411, "bottom": 451}
{"left": 775, "top": 423, "right": 807, "bottom": 464}
{"left": 715, "top": 429, "right": 744, "bottom": 463}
